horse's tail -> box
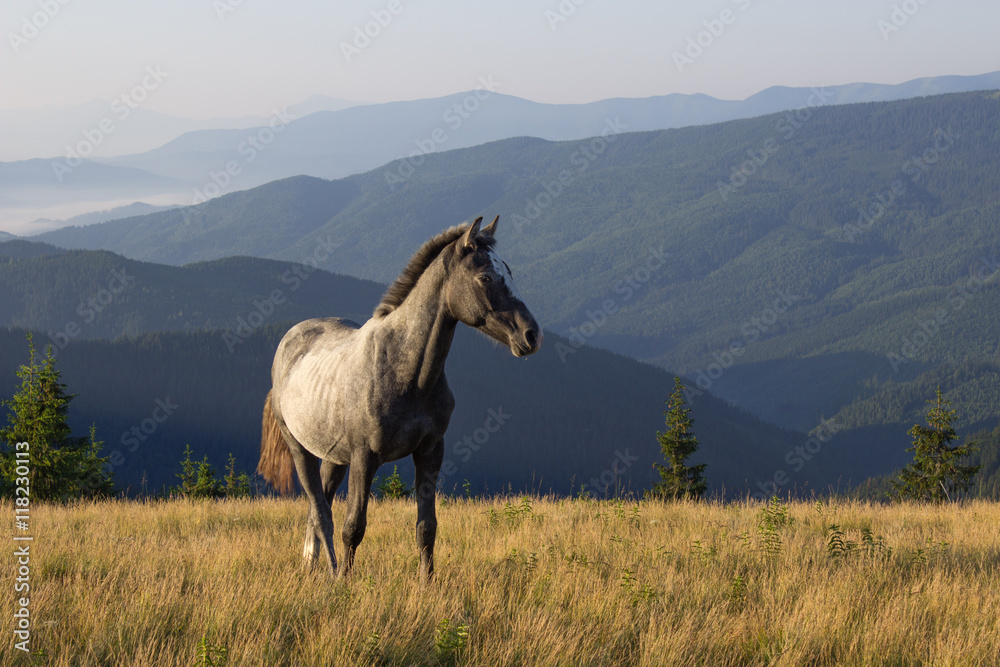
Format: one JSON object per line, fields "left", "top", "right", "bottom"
{"left": 258, "top": 389, "right": 296, "bottom": 495}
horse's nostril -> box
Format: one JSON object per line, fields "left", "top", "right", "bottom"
{"left": 524, "top": 329, "right": 538, "bottom": 348}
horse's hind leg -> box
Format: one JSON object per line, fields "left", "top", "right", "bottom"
{"left": 285, "top": 439, "right": 338, "bottom": 576}
{"left": 339, "top": 449, "right": 379, "bottom": 579}
{"left": 321, "top": 460, "right": 348, "bottom": 506}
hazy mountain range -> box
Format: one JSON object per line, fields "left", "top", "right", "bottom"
{"left": 4, "top": 71, "right": 998, "bottom": 234}
{"left": 0, "top": 94, "right": 365, "bottom": 162}
{"left": 27, "top": 203, "right": 180, "bottom": 231}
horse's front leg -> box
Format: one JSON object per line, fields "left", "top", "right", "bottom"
{"left": 339, "top": 448, "right": 378, "bottom": 579}
{"left": 413, "top": 440, "right": 443, "bottom": 581}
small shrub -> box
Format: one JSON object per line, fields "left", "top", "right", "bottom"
{"left": 826, "top": 524, "right": 854, "bottom": 558}
{"left": 860, "top": 527, "right": 892, "bottom": 560}
{"left": 362, "top": 631, "right": 380, "bottom": 664}
{"left": 728, "top": 574, "right": 749, "bottom": 611}
{"left": 175, "top": 445, "right": 223, "bottom": 499}
{"left": 193, "top": 634, "right": 228, "bottom": 666}
{"left": 758, "top": 496, "right": 793, "bottom": 531}
{"left": 690, "top": 539, "right": 718, "bottom": 561}
{"left": 434, "top": 618, "right": 469, "bottom": 663}
{"left": 620, "top": 568, "right": 658, "bottom": 607}
{"left": 175, "top": 447, "right": 254, "bottom": 500}
{"left": 506, "top": 548, "right": 540, "bottom": 572}
{"left": 223, "top": 453, "right": 252, "bottom": 499}
{"left": 488, "top": 496, "right": 537, "bottom": 527}
{"left": 827, "top": 524, "right": 892, "bottom": 562}
{"left": 758, "top": 526, "right": 783, "bottom": 557}
{"left": 757, "top": 497, "right": 791, "bottom": 557}
{"left": 373, "top": 465, "right": 412, "bottom": 500}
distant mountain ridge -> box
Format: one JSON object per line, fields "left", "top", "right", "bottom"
{"left": 0, "top": 97, "right": 351, "bottom": 162}
{"left": 4, "top": 71, "right": 997, "bottom": 234}
{"left": 0, "top": 158, "right": 180, "bottom": 224}
{"left": 101, "top": 70, "right": 1000, "bottom": 188}
{"left": 28, "top": 202, "right": 180, "bottom": 229}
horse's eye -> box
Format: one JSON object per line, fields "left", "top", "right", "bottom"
{"left": 478, "top": 274, "right": 492, "bottom": 284}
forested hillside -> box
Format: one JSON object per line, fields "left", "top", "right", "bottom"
{"left": 0, "top": 324, "right": 814, "bottom": 498}
{"left": 0, "top": 244, "right": 383, "bottom": 340}
{"left": 0, "top": 245, "right": 832, "bottom": 497}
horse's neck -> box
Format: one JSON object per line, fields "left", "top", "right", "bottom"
{"left": 375, "top": 260, "right": 456, "bottom": 393}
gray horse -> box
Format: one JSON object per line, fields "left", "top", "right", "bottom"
{"left": 258, "top": 216, "right": 542, "bottom": 580}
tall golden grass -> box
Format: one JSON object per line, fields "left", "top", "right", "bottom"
{"left": 3, "top": 496, "right": 999, "bottom": 666}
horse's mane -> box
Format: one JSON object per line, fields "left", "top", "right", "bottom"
{"left": 373, "top": 223, "right": 496, "bottom": 318}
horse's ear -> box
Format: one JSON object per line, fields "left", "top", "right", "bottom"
{"left": 463, "top": 217, "right": 483, "bottom": 250}
{"left": 482, "top": 215, "right": 499, "bottom": 239}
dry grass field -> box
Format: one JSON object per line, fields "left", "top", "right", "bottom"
{"left": 3, "top": 496, "right": 1000, "bottom": 666}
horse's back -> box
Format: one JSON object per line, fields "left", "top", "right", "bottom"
{"left": 273, "top": 317, "right": 361, "bottom": 381}
{"left": 284, "top": 317, "right": 361, "bottom": 345}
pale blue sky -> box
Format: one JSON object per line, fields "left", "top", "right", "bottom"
{"left": 3, "top": 0, "right": 998, "bottom": 117}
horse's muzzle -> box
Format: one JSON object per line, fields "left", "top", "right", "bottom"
{"left": 511, "top": 326, "right": 542, "bottom": 357}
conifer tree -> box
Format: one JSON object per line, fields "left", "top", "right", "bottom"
{"left": 175, "top": 444, "right": 224, "bottom": 499}
{"left": 223, "top": 453, "right": 253, "bottom": 498}
{"left": 892, "top": 387, "right": 980, "bottom": 502}
{"left": 0, "top": 334, "right": 114, "bottom": 500}
{"left": 647, "top": 376, "right": 707, "bottom": 500}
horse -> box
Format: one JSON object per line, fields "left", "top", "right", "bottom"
{"left": 258, "top": 216, "right": 542, "bottom": 580}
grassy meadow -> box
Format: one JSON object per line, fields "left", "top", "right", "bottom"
{"left": 3, "top": 496, "right": 1000, "bottom": 666}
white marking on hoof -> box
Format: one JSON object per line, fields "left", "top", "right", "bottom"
{"left": 303, "top": 537, "right": 318, "bottom": 561}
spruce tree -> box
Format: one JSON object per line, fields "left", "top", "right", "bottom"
{"left": 892, "top": 387, "right": 980, "bottom": 502}
{"left": 223, "top": 453, "right": 253, "bottom": 498}
{"left": 647, "top": 376, "right": 707, "bottom": 500}
{"left": 0, "top": 334, "right": 114, "bottom": 500}
{"left": 174, "top": 444, "right": 224, "bottom": 499}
